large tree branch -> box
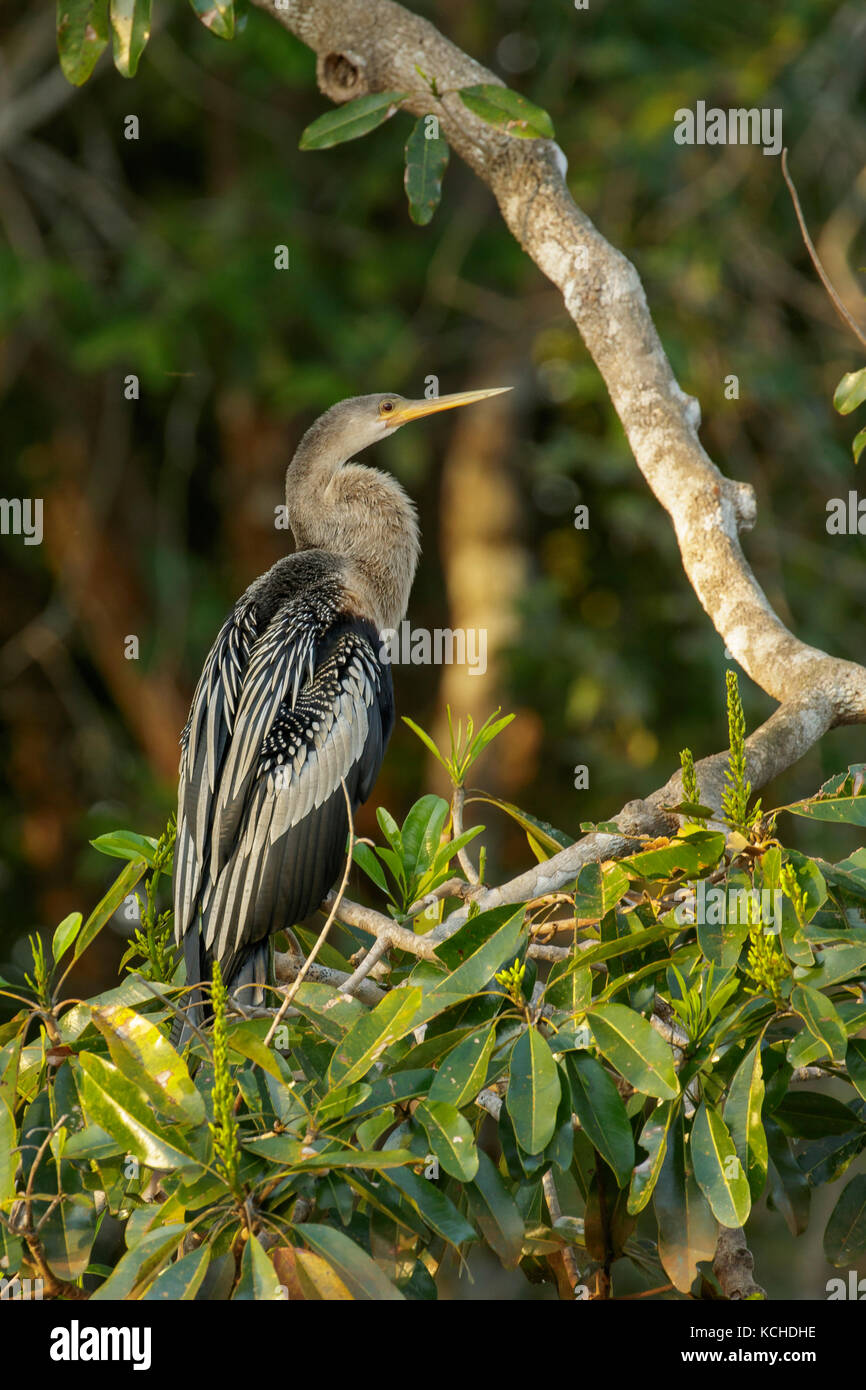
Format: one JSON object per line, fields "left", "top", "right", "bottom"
{"left": 253, "top": 0, "right": 866, "bottom": 726}
{"left": 438, "top": 696, "right": 831, "bottom": 932}
{"left": 251, "top": 0, "right": 866, "bottom": 927}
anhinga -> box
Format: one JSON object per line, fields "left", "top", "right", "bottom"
{"left": 172, "top": 388, "right": 508, "bottom": 1046}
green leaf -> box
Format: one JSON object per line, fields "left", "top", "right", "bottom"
{"left": 586, "top": 1003, "right": 679, "bottom": 1100}
{"left": 695, "top": 877, "right": 750, "bottom": 968}
{"left": 272, "top": 1246, "right": 354, "bottom": 1300}
{"left": 187, "top": 0, "right": 234, "bottom": 41}
{"left": 571, "top": 912, "right": 676, "bottom": 973}
{"left": 724, "top": 1041, "right": 767, "bottom": 1200}
{"left": 790, "top": 985, "right": 847, "bottom": 1064}
{"left": 234, "top": 1233, "right": 283, "bottom": 1300}
{"left": 797, "top": 1129, "right": 866, "bottom": 1188}
{"left": 628, "top": 1100, "right": 673, "bottom": 1215}
{"left": 59, "top": 975, "right": 171, "bottom": 1043}
{"left": 690, "top": 1103, "right": 751, "bottom": 1226}
{"left": 289, "top": 1148, "right": 419, "bottom": 1174}
{"left": 465, "top": 1148, "right": 523, "bottom": 1267}
{"left": 352, "top": 842, "right": 390, "bottom": 896}
{"left": 78, "top": 1052, "right": 200, "bottom": 1170}
{"left": 432, "top": 905, "right": 527, "bottom": 997}
{"left": 385, "top": 1165, "right": 476, "bottom": 1247}
{"left": 772, "top": 1090, "right": 862, "bottom": 1139}
{"left": 794, "top": 943, "right": 866, "bottom": 990}
{"left": 785, "top": 794, "right": 866, "bottom": 827}
{"left": 0, "top": 1095, "right": 17, "bottom": 1207}
{"left": 846, "top": 1038, "right": 866, "bottom": 1101}
{"left": 401, "top": 794, "right": 449, "bottom": 881}
{"left": 506, "top": 1027, "right": 561, "bottom": 1154}
{"left": 298, "top": 1222, "right": 404, "bottom": 1299}
{"left": 469, "top": 794, "right": 573, "bottom": 857}
{"left": 52, "top": 912, "right": 83, "bottom": 964}
{"left": 74, "top": 857, "right": 148, "bottom": 961}
{"left": 90, "top": 1223, "right": 189, "bottom": 1300}
{"left": 566, "top": 1052, "right": 634, "bottom": 1188}
{"left": 545, "top": 1064, "right": 574, "bottom": 1171}
{"left": 91, "top": 1004, "right": 205, "bottom": 1124}
{"left": 299, "top": 92, "right": 409, "bottom": 151}
{"left": 545, "top": 959, "right": 592, "bottom": 1015}
{"left": 109, "top": 0, "right": 151, "bottom": 78}
{"left": 90, "top": 829, "right": 158, "bottom": 865}
{"left": 457, "top": 83, "right": 555, "bottom": 140}
{"left": 415, "top": 1100, "right": 478, "bottom": 1181}
{"left": 573, "top": 861, "right": 630, "bottom": 921}
{"left": 328, "top": 987, "right": 427, "bottom": 1088}
{"left": 833, "top": 366, "right": 866, "bottom": 415}
{"left": 653, "top": 1112, "right": 717, "bottom": 1293}
{"left": 225, "top": 1019, "right": 287, "bottom": 1082}
{"left": 853, "top": 425, "right": 866, "bottom": 465}
{"left": 348, "top": 1068, "right": 434, "bottom": 1115}
{"left": 315, "top": 1081, "right": 371, "bottom": 1125}
{"left": 401, "top": 716, "right": 448, "bottom": 770}
{"left": 428, "top": 1026, "right": 494, "bottom": 1108}
{"left": 824, "top": 1174, "right": 866, "bottom": 1266}
{"left": 621, "top": 830, "right": 726, "bottom": 881}
{"left": 56, "top": 0, "right": 110, "bottom": 85}
{"left": 141, "top": 1243, "right": 211, "bottom": 1300}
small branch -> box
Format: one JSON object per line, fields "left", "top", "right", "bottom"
{"left": 273, "top": 949, "right": 385, "bottom": 1006}
{"left": 339, "top": 935, "right": 391, "bottom": 997}
{"left": 712, "top": 1226, "right": 765, "bottom": 1301}
{"left": 405, "top": 877, "right": 475, "bottom": 918}
{"left": 543, "top": 1171, "right": 583, "bottom": 1297}
{"left": 451, "top": 786, "right": 479, "bottom": 884}
{"left": 322, "top": 891, "right": 442, "bottom": 961}
{"left": 781, "top": 147, "right": 866, "bottom": 352}
{"left": 527, "top": 943, "right": 572, "bottom": 962}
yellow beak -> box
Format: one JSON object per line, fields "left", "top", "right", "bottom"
{"left": 386, "top": 386, "right": 511, "bottom": 426}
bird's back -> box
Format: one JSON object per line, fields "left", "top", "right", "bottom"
{"left": 172, "top": 550, "right": 394, "bottom": 1039}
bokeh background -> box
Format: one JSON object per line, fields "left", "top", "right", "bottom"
{"left": 1, "top": 0, "right": 865, "bottom": 1297}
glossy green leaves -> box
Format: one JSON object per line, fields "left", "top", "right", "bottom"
{"left": 506, "top": 1027, "right": 561, "bottom": 1154}
{"left": 404, "top": 118, "right": 450, "bottom": 224}
{"left": 300, "top": 93, "right": 409, "bottom": 150}
{"left": 457, "top": 84, "right": 554, "bottom": 139}
{"left": 586, "top": 1003, "right": 679, "bottom": 1100}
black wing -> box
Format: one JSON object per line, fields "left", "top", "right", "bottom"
{"left": 202, "top": 620, "right": 393, "bottom": 987}
{"left": 174, "top": 572, "right": 393, "bottom": 1014}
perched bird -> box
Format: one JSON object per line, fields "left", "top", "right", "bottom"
{"left": 171, "top": 388, "right": 508, "bottom": 1046}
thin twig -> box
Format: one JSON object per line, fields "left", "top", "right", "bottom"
{"left": 339, "top": 934, "right": 391, "bottom": 997}
{"left": 273, "top": 949, "right": 385, "bottom": 1006}
{"left": 405, "top": 877, "right": 474, "bottom": 918}
{"left": 321, "top": 892, "right": 441, "bottom": 960}
{"left": 781, "top": 147, "right": 866, "bottom": 351}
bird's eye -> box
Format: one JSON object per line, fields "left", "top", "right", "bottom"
{"left": 380, "top": 400, "right": 394, "bottom": 414}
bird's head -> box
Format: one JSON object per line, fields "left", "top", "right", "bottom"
{"left": 306, "top": 387, "right": 512, "bottom": 460}
{"left": 286, "top": 386, "right": 511, "bottom": 627}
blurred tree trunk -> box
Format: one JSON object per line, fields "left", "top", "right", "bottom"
{"left": 431, "top": 362, "right": 542, "bottom": 802}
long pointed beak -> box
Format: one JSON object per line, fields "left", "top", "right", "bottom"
{"left": 387, "top": 386, "right": 511, "bottom": 426}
